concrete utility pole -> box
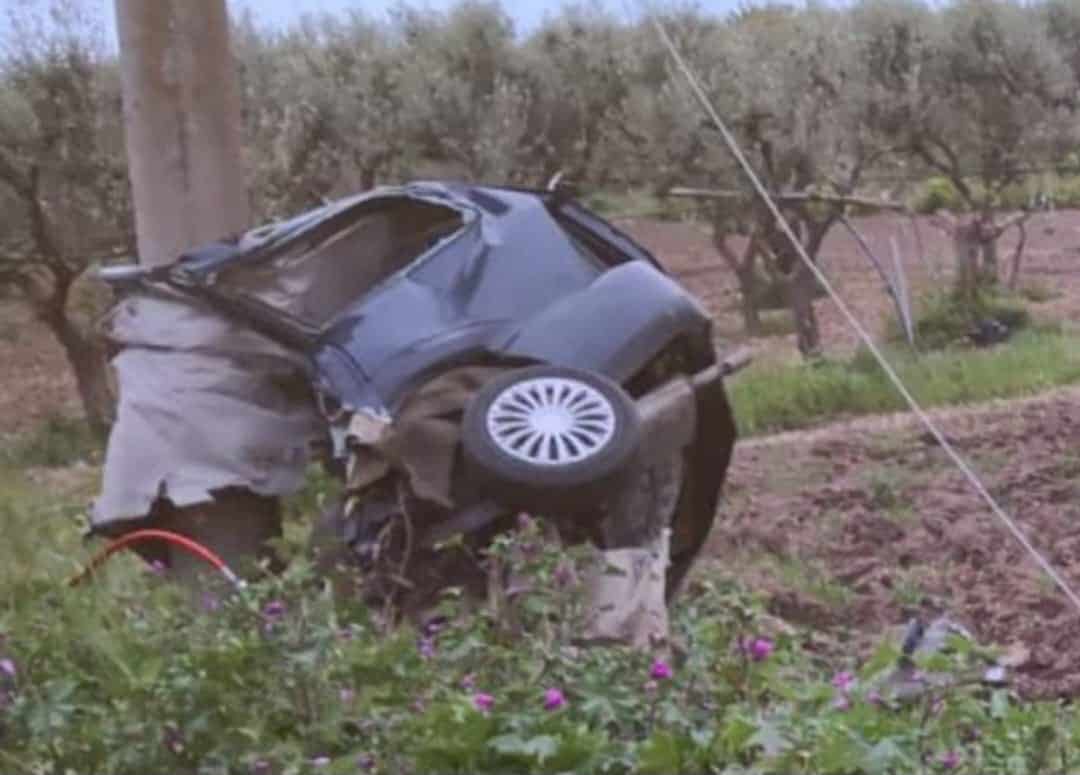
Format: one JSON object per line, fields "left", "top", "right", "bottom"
{"left": 107, "top": 1, "right": 275, "bottom": 590}
{"left": 115, "top": 0, "right": 249, "bottom": 266}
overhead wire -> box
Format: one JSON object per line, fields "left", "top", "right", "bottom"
{"left": 642, "top": 10, "right": 1080, "bottom": 617}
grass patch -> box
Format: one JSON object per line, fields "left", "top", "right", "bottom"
{"left": 887, "top": 291, "right": 1032, "bottom": 351}
{"left": 4, "top": 476, "right": 1079, "bottom": 772}
{"left": 908, "top": 172, "right": 1080, "bottom": 213}
{"left": 1017, "top": 281, "right": 1064, "bottom": 304}
{"left": 0, "top": 466, "right": 101, "bottom": 593}
{"left": 755, "top": 309, "right": 796, "bottom": 338}
{"left": 731, "top": 330, "right": 1080, "bottom": 436}
{"left": 0, "top": 415, "right": 101, "bottom": 469}
{"left": 769, "top": 555, "right": 854, "bottom": 610}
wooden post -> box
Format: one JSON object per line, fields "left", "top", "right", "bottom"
{"left": 114, "top": 0, "right": 249, "bottom": 267}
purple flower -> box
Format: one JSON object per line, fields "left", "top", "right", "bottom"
{"left": 833, "top": 693, "right": 851, "bottom": 711}
{"left": 866, "top": 690, "right": 883, "bottom": 706}
{"left": 554, "top": 561, "right": 577, "bottom": 588}
{"left": 422, "top": 617, "right": 447, "bottom": 637}
{"left": 832, "top": 671, "right": 856, "bottom": 692}
{"left": 163, "top": 722, "right": 184, "bottom": 755}
{"left": 201, "top": 592, "right": 221, "bottom": 613}
{"left": 473, "top": 692, "right": 495, "bottom": 712}
{"left": 516, "top": 512, "right": 534, "bottom": 530}
{"left": 461, "top": 673, "right": 476, "bottom": 690}
{"left": 418, "top": 637, "right": 436, "bottom": 660}
{"left": 0, "top": 658, "right": 15, "bottom": 679}
{"left": 939, "top": 750, "right": 961, "bottom": 770}
{"left": 311, "top": 756, "right": 330, "bottom": 767}
{"left": 649, "top": 658, "right": 673, "bottom": 680}
{"left": 262, "top": 600, "right": 286, "bottom": 619}
{"left": 743, "top": 637, "right": 774, "bottom": 662}
{"left": 543, "top": 687, "right": 566, "bottom": 711}
{"left": 357, "top": 754, "right": 376, "bottom": 771}
{"left": 148, "top": 559, "right": 168, "bottom": 575}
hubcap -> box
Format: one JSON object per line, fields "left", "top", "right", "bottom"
{"left": 486, "top": 376, "right": 617, "bottom": 466}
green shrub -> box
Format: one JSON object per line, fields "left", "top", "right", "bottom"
{"left": 911, "top": 176, "right": 964, "bottom": 214}
{"left": 581, "top": 188, "right": 692, "bottom": 221}
{"left": 892, "top": 291, "right": 1032, "bottom": 351}
{"left": 1050, "top": 175, "right": 1080, "bottom": 208}
{"left": 4, "top": 489, "right": 1080, "bottom": 773}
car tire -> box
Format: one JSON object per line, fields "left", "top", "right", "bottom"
{"left": 460, "top": 365, "right": 641, "bottom": 512}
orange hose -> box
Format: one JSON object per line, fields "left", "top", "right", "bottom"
{"left": 68, "top": 529, "right": 242, "bottom": 588}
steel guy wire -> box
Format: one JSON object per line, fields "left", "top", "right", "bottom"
{"left": 644, "top": 10, "right": 1080, "bottom": 617}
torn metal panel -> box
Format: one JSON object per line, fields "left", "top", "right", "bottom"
{"left": 94, "top": 180, "right": 739, "bottom": 621}
{"left": 92, "top": 293, "right": 326, "bottom": 527}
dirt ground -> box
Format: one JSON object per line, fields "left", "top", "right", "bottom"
{"left": 712, "top": 384, "right": 1080, "bottom": 699}
{"left": 2, "top": 210, "right": 1078, "bottom": 697}
{"left": 618, "top": 209, "right": 1080, "bottom": 360}
{"left": 0, "top": 303, "right": 81, "bottom": 439}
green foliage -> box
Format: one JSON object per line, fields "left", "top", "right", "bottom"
{"left": 731, "top": 330, "right": 1080, "bottom": 435}
{"left": 581, "top": 188, "right": 693, "bottom": 222}
{"left": 1017, "top": 281, "right": 1063, "bottom": 304}
{"left": 1048, "top": 175, "right": 1080, "bottom": 207}
{"left": 911, "top": 177, "right": 965, "bottom": 214}
{"left": 757, "top": 310, "right": 798, "bottom": 338}
{"left": 896, "top": 291, "right": 1032, "bottom": 351}
{"left": 4, "top": 478, "right": 1080, "bottom": 773}
{"left": 0, "top": 415, "right": 101, "bottom": 468}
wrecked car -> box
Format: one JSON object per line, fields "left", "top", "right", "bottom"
{"left": 93, "top": 181, "right": 740, "bottom": 639}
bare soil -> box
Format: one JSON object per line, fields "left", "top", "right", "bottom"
{"left": 713, "top": 385, "right": 1080, "bottom": 699}
{"left": 620, "top": 212, "right": 1080, "bottom": 699}
{"left": 0, "top": 303, "right": 81, "bottom": 439}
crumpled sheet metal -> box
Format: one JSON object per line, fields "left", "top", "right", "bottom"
{"left": 345, "top": 365, "right": 509, "bottom": 509}
{"left": 346, "top": 365, "right": 675, "bottom": 649}
{"left": 91, "top": 292, "right": 326, "bottom": 528}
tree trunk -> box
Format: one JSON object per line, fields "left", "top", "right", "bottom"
{"left": 39, "top": 307, "right": 114, "bottom": 441}
{"left": 734, "top": 265, "right": 763, "bottom": 336}
{"left": 952, "top": 220, "right": 981, "bottom": 302}
{"left": 1007, "top": 220, "right": 1028, "bottom": 290}
{"left": 787, "top": 261, "right": 822, "bottom": 359}
{"left": 712, "top": 219, "right": 763, "bottom": 337}
{"left": 980, "top": 236, "right": 999, "bottom": 288}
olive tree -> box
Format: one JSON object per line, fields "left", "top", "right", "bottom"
{"left": 522, "top": 4, "right": 642, "bottom": 185}
{"left": 627, "top": 5, "right": 890, "bottom": 356}
{"left": 392, "top": 0, "right": 536, "bottom": 183}
{"left": 857, "top": 0, "right": 1076, "bottom": 297}
{"left": 0, "top": 1, "right": 130, "bottom": 437}
{"left": 235, "top": 10, "right": 411, "bottom": 220}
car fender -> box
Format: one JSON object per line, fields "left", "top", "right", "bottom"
{"left": 495, "top": 260, "right": 711, "bottom": 384}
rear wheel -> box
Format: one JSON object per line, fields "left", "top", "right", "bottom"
{"left": 460, "top": 365, "right": 641, "bottom": 512}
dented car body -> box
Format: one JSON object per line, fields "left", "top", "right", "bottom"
{"left": 96, "top": 181, "right": 739, "bottom": 629}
